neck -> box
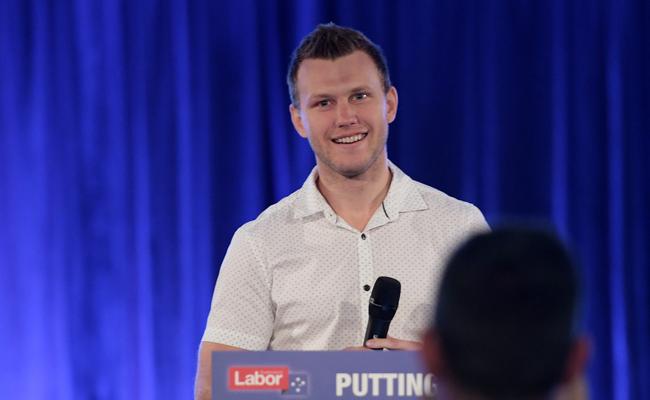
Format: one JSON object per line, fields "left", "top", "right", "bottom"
{"left": 315, "top": 157, "right": 391, "bottom": 232}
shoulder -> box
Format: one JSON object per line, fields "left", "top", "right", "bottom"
{"left": 222, "top": 189, "right": 305, "bottom": 269}
{"left": 405, "top": 179, "right": 489, "bottom": 234}
{"left": 236, "top": 187, "right": 304, "bottom": 239}
{"left": 415, "top": 180, "right": 483, "bottom": 217}
{"left": 389, "top": 161, "right": 485, "bottom": 224}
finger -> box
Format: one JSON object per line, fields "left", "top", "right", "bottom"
{"left": 344, "top": 346, "right": 371, "bottom": 351}
{"left": 366, "top": 337, "right": 422, "bottom": 350}
{"left": 396, "top": 340, "right": 422, "bottom": 351}
{"left": 365, "top": 338, "right": 397, "bottom": 348}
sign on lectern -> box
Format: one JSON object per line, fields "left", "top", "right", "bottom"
{"left": 212, "top": 350, "right": 437, "bottom": 399}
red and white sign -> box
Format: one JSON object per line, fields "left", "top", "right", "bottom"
{"left": 228, "top": 366, "right": 289, "bottom": 391}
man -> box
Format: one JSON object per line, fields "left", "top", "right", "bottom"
{"left": 195, "top": 23, "right": 488, "bottom": 398}
{"left": 422, "top": 228, "right": 590, "bottom": 400}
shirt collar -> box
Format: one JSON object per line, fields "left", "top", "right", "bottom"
{"left": 292, "top": 160, "right": 428, "bottom": 221}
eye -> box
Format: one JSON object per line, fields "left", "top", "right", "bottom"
{"left": 351, "top": 92, "right": 369, "bottom": 101}
{"left": 313, "top": 99, "right": 332, "bottom": 109}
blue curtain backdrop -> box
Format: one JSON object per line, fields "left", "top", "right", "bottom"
{"left": 0, "top": 0, "right": 648, "bottom": 398}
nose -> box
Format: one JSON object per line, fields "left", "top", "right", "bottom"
{"left": 336, "top": 102, "right": 358, "bottom": 128}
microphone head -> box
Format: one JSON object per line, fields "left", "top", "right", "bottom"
{"left": 369, "top": 276, "right": 401, "bottom": 320}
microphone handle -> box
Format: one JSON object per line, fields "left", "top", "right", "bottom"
{"left": 364, "top": 318, "right": 392, "bottom": 350}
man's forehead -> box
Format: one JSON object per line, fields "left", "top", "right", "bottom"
{"left": 296, "top": 51, "right": 383, "bottom": 96}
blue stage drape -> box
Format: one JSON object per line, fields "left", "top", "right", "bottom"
{"left": 0, "top": 0, "right": 648, "bottom": 399}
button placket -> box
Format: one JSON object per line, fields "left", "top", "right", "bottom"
{"left": 357, "top": 231, "right": 373, "bottom": 333}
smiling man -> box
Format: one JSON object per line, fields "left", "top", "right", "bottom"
{"left": 195, "top": 24, "right": 488, "bottom": 399}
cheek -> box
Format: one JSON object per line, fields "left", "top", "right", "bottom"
{"left": 359, "top": 103, "right": 386, "bottom": 120}
{"left": 304, "top": 114, "right": 331, "bottom": 137}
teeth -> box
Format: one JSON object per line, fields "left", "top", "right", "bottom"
{"left": 334, "top": 133, "right": 366, "bottom": 144}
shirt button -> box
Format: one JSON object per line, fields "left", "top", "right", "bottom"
{"left": 363, "top": 284, "right": 371, "bottom": 291}
{"left": 361, "top": 233, "right": 366, "bottom": 240}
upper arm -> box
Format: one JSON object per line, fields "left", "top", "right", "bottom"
{"left": 194, "top": 341, "right": 244, "bottom": 400}
{"left": 202, "top": 227, "right": 274, "bottom": 349}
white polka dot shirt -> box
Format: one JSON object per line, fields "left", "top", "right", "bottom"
{"left": 201, "top": 161, "right": 489, "bottom": 350}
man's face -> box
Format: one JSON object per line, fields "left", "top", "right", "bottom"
{"left": 290, "top": 51, "right": 398, "bottom": 179}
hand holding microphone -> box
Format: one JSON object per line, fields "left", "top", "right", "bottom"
{"left": 361, "top": 276, "right": 423, "bottom": 351}
{"left": 363, "top": 276, "right": 401, "bottom": 350}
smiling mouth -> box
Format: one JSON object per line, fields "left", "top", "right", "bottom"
{"left": 332, "top": 132, "right": 368, "bottom": 144}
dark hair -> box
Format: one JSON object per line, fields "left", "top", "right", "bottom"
{"left": 433, "top": 227, "right": 581, "bottom": 399}
{"left": 286, "top": 23, "right": 391, "bottom": 108}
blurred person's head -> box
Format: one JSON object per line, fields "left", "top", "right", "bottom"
{"left": 423, "top": 227, "right": 589, "bottom": 400}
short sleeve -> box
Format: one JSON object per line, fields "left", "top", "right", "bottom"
{"left": 201, "top": 226, "right": 274, "bottom": 350}
{"left": 466, "top": 204, "right": 490, "bottom": 233}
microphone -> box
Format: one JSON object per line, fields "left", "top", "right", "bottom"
{"left": 363, "top": 276, "right": 401, "bottom": 350}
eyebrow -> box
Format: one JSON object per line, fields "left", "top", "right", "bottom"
{"left": 348, "top": 86, "right": 372, "bottom": 93}
{"left": 308, "top": 94, "right": 333, "bottom": 102}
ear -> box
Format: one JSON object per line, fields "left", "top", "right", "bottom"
{"left": 562, "top": 335, "right": 590, "bottom": 383}
{"left": 422, "top": 329, "right": 446, "bottom": 377}
{"left": 289, "top": 104, "right": 308, "bottom": 139}
{"left": 385, "top": 86, "right": 398, "bottom": 124}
